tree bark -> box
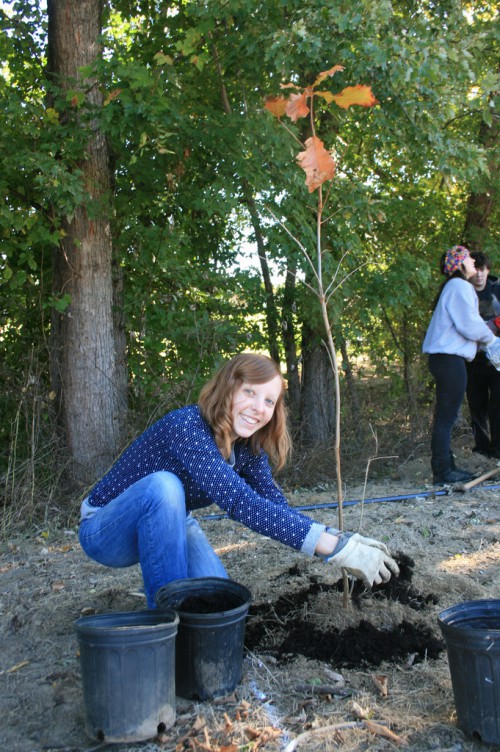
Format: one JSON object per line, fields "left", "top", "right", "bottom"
{"left": 282, "top": 257, "right": 301, "bottom": 422}
{"left": 300, "top": 325, "right": 335, "bottom": 445}
{"left": 47, "top": 0, "right": 126, "bottom": 486}
{"left": 339, "top": 334, "right": 361, "bottom": 435}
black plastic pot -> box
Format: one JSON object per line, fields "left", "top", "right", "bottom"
{"left": 74, "top": 609, "right": 178, "bottom": 742}
{"left": 438, "top": 599, "right": 500, "bottom": 745}
{"left": 155, "top": 577, "right": 251, "bottom": 700}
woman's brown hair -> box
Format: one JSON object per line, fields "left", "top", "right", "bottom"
{"left": 198, "top": 353, "right": 291, "bottom": 470}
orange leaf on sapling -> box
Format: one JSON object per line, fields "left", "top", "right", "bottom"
{"left": 280, "top": 81, "right": 300, "bottom": 90}
{"left": 331, "top": 84, "right": 379, "bottom": 109}
{"left": 264, "top": 96, "right": 287, "bottom": 118}
{"left": 312, "top": 65, "right": 345, "bottom": 88}
{"left": 314, "top": 90, "right": 336, "bottom": 104}
{"left": 285, "top": 90, "right": 311, "bottom": 122}
{"left": 296, "top": 136, "right": 336, "bottom": 192}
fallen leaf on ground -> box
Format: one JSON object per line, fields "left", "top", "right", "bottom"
{"left": 365, "top": 719, "right": 407, "bottom": 746}
{"left": 372, "top": 673, "right": 389, "bottom": 697}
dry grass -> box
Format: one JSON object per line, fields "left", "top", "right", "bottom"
{"left": 1, "top": 476, "right": 498, "bottom": 752}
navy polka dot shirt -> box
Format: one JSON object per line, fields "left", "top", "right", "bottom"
{"left": 88, "top": 405, "right": 325, "bottom": 555}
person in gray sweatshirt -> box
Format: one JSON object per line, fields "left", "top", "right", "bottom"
{"left": 422, "top": 245, "right": 499, "bottom": 484}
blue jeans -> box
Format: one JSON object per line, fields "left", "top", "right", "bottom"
{"left": 428, "top": 353, "right": 467, "bottom": 467}
{"left": 79, "top": 471, "right": 228, "bottom": 608}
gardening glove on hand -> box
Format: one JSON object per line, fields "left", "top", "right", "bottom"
{"left": 346, "top": 533, "right": 391, "bottom": 555}
{"left": 325, "top": 528, "right": 391, "bottom": 555}
{"left": 485, "top": 338, "right": 500, "bottom": 370}
{"left": 321, "top": 533, "right": 399, "bottom": 587}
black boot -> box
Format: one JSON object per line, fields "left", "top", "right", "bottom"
{"left": 432, "top": 456, "right": 474, "bottom": 484}
{"left": 449, "top": 453, "right": 474, "bottom": 481}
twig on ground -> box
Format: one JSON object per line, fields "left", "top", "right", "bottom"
{"left": 283, "top": 721, "right": 364, "bottom": 751}
{"left": 283, "top": 718, "right": 407, "bottom": 751}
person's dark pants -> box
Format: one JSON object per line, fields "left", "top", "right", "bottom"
{"left": 428, "top": 353, "right": 467, "bottom": 474}
{"left": 466, "top": 351, "right": 500, "bottom": 452}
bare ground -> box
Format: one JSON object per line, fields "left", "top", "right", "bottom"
{"left": 1, "top": 447, "right": 499, "bottom": 752}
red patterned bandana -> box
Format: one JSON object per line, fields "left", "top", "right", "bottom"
{"left": 444, "top": 245, "right": 469, "bottom": 276}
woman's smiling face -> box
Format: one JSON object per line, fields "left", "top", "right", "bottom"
{"left": 230, "top": 375, "right": 283, "bottom": 441}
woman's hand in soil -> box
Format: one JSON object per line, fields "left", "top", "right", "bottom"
{"left": 329, "top": 533, "right": 400, "bottom": 587}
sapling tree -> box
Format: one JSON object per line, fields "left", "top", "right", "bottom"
{"left": 265, "top": 68, "right": 378, "bottom": 599}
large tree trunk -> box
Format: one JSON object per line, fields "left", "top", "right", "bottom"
{"left": 47, "top": 0, "right": 126, "bottom": 486}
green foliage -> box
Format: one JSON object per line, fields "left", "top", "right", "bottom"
{"left": 0, "top": 0, "right": 498, "bottom": 499}
{"left": 257, "top": 0, "right": 497, "bottom": 368}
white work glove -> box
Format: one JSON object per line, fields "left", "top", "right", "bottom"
{"left": 321, "top": 533, "right": 400, "bottom": 587}
{"left": 485, "top": 339, "right": 500, "bottom": 370}
{"left": 325, "top": 528, "right": 391, "bottom": 555}
{"left": 347, "top": 533, "right": 391, "bottom": 554}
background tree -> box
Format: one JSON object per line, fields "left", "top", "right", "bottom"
{"left": 46, "top": 0, "right": 126, "bottom": 486}
{"left": 0, "top": 0, "right": 498, "bottom": 522}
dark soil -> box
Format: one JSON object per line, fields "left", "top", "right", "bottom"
{"left": 245, "top": 553, "right": 446, "bottom": 667}
{"left": 167, "top": 591, "right": 246, "bottom": 614}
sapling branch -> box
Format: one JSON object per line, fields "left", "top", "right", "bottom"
{"left": 264, "top": 67, "right": 379, "bottom": 605}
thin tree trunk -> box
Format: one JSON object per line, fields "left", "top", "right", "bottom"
{"left": 245, "top": 196, "right": 281, "bottom": 364}
{"left": 339, "top": 334, "right": 361, "bottom": 434}
{"left": 210, "top": 35, "right": 281, "bottom": 364}
{"left": 47, "top": 0, "right": 125, "bottom": 486}
{"left": 282, "top": 257, "right": 301, "bottom": 420}
{"left": 463, "top": 103, "right": 498, "bottom": 250}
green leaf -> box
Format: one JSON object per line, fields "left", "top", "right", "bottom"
{"left": 66, "top": 90, "right": 85, "bottom": 106}
{"left": 153, "top": 52, "right": 173, "bottom": 66}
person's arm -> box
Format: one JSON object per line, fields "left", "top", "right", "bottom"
{"left": 445, "top": 281, "right": 496, "bottom": 345}
{"left": 490, "top": 280, "right": 500, "bottom": 320}
{"left": 235, "top": 446, "right": 291, "bottom": 505}
{"left": 315, "top": 530, "right": 339, "bottom": 555}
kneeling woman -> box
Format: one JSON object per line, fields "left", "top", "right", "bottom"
{"left": 79, "top": 353, "right": 399, "bottom": 607}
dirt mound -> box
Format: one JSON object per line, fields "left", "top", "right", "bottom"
{"left": 246, "top": 554, "right": 445, "bottom": 666}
